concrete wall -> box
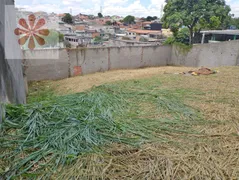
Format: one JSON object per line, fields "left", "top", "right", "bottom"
{"left": 0, "top": 0, "right": 26, "bottom": 122}
{"left": 24, "top": 40, "right": 239, "bottom": 82}
{"left": 170, "top": 40, "right": 239, "bottom": 67}
{"left": 107, "top": 39, "right": 161, "bottom": 47}
{"left": 25, "top": 45, "right": 172, "bottom": 81}
{"left": 24, "top": 49, "right": 69, "bottom": 81}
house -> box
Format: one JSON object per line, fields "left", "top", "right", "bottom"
{"left": 143, "top": 22, "right": 162, "bottom": 31}
{"left": 86, "top": 30, "right": 100, "bottom": 38}
{"left": 95, "top": 17, "right": 112, "bottom": 25}
{"left": 201, "top": 30, "right": 239, "bottom": 44}
{"left": 126, "top": 29, "right": 162, "bottom": 40}
{"left": 57, "top": 13, "right": 66, "bottom": 20}
{"left": 79, "top": 13, "right": 89, "bottom": 20}
{"left": 65, "top": 35, "right": 92, "bottom": 47}
{"left": 57, "top": 25, "right": 72, "bottom": 35}
{"left": 75, "top": 25, "right": 87, "bottom": 31}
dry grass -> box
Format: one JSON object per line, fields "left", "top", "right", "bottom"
{"left": 30, "top": 66, "right": 239, "bottom": 179}
{"left": 38, "top": 67, "right": 193, "bottom": 95}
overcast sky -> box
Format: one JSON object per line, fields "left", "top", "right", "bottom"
{"left": 15, "top": 0, "right": 239, "bottom": 17}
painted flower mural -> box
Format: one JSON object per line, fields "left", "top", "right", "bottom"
{"left": 14, "top": 14, "right": 50, "bottom": 50}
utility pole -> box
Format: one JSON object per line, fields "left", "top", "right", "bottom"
{"left": 160, "top": 4, "right": 164, "bottom": 19}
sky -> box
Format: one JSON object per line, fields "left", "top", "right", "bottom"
{"left": 15, "top": 0, "right": 239, "bottom": 18}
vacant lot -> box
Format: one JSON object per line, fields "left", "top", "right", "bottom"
{"left": 1, "top": 66, "right": 239, "bottom": 179}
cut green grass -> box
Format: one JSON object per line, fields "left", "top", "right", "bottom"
{"left": 0, "top": 78, "right": 207, "bottom": 179}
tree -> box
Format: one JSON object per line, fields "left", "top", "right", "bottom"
{"left": 94, "top": 36, "right": 102, "bottom": 42}
{"left": 139, "top": 37, "right": 148, "bottom": 42}
{"left": 105, "top": 21, "right": 112, "bottom": 26}
{"left": 98, "top": 13, "right": 103, "bottom": 18}
{"left": 230, "top": 18, "right": 239, "bottom": 29}
{"left": 162, "top": 0, "right": 231, "bottom": 44}
{"left": 146, "top": 16, "right": 158, "bottom": 21}
{"left": 164, "top": 28, "right": 190, "bottom": 45}
{"left": 62, "top": 13, "right": 73, "bottom": 24}
{"left": 153, "top": 16, "right": 158, "bottom": 20}
{"left": 44, "top": 30, "right": 64, "bottom": 47}
{"left": 123, "top": 15, "right": 135, "bottom": 24}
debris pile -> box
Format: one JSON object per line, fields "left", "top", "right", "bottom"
{"left": 183, "top": 67, "right": 218, "bottom": 76}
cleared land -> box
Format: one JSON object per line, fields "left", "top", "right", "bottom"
{"left": 1, "top": 66, "right": 239, "bottom": 179}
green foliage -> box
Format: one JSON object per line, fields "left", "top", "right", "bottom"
{"left": 163, "top": 36, "right": 176, "bottom": 45}
{"left": 175, "top": 28, "right": 190, "bottom": 44}
{"left": 146, "top": 16, "right": 158, "bottom": 21}
{"left": 123, "top": 15, "right": 135, "bottom": 24}
{"left": 88, "top": 15, "right": 95, "bottom": 20}
{"left": 93, "top": 36, "right": 102, "bottom": 42}
{"left": 62, "top": 13, "right": 73, "bottom": 24}
{"left": 105, "top": 21, "right": 112, "bottom": 26}
{"left": 230, "top": 18, "right": 239, "bottom": 29}
{"left": 0, "top": 79, "right": 205, "bottom": 178}
{"left": 0, "top": 86, "right": 134, "bottom": 178}
{"left": 164, "top": 28, "right": 189, "bottom": 45}
{"left": 162, "top": 0, "right": 232, "bottom": 44}
{"left": 44, "top": 30, "right": 64, "bottom": 47}
{"left": 27, "top": 83, "right": 56, "bottom": 103}
{"left": 98, "top": 13, "right": 103, "bottom": 18}
{"left": 139, "top": 37, "right": 148, "bottom": 42}
{"left": 174, "top": 42, "right": 193, "bottom": 55}
{"left": 199, "top": 16, "right": 221, "bottom": 30}
{"left": 59, "top": 33, "right": 64, "bottom": 42}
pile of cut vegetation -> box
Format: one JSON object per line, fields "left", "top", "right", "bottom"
{"left": 0, "top": 84, "right": 204, "bottom": 179}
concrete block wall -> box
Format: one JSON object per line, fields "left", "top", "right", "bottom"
{"left": 25, "top": 45, "right": 172, "bottom": 81}
{"left": 69, "top": 48, "right": 109, "bottom": 76}
{"left": 24, "top": 49, "right": 69, "bottom": 81}
{"left": 170, "top": 40, "right": 239, "bottom": 67}
{"left": 24, "top": 40, "right": 239, "bottom": 82}
{"left": 69, "top": 46, "right": 171, "bottom": 76}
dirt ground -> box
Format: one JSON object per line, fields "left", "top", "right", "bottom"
{"left": 47, "top": 66, "right": 193, "bottom": 94}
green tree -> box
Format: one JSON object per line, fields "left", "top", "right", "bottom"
{"left": 199, "top": 16, "right": 221, "bottom": 30}
{"left": 164, "top": 28, "right": 190, "bottom": 45}
{"left": 153, "top": 16, "right": 158, "bottom": 20}
{"left": 62, "top": 13, "right": 73, "bottom": 24}
{"left": 139, "top": 37, "right": 148, "bottom": 42}
{"left": 94, "top": 36, "right": 102, "bottom": 42}
{"left": 59, "top": 33, "right": 64, "bottom": 42}
{"left": 162, "top": 0, "right": 231, "bottom": 44}
{"left": 123, "top": 15, "right": 135, "bottom": 24}
{"left": 44, "top": 30, "right": 64, "bottom": 47}
{"left": 98, "top": 13, "right": 103, "bottom": 18}
{"left": 146, "top": 16, "right": 158, "bottom": 21}
{"left": 230, "top": 18, "right": 239, "bottom": 29}
{"left": 105, "top": 21, "right": 112, "bottom": 26}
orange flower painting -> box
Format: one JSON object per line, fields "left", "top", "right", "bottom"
{"left": 14, "top": 14, "right": 50, "bottom": 50}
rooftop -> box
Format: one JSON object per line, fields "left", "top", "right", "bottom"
{"left": 127, "top": 29, "right": 162, "bottom": 35}
{"left": 201, "top": 30, "right": 239, "bottom": 35}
